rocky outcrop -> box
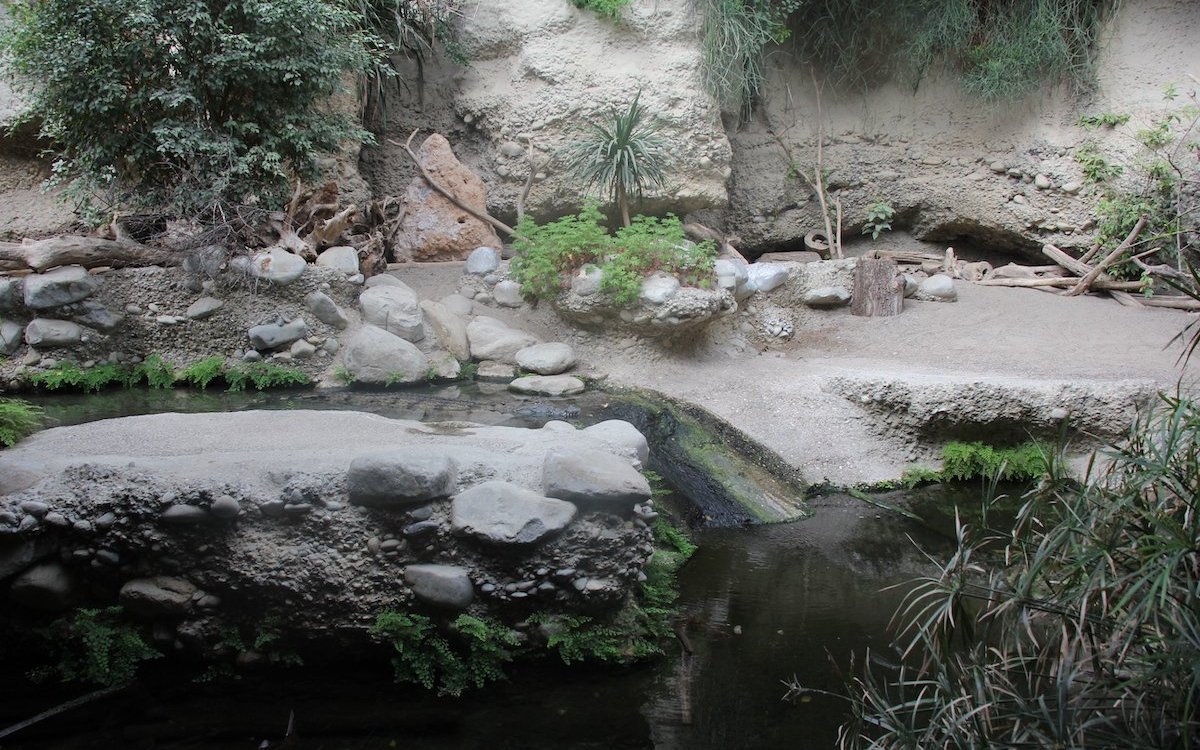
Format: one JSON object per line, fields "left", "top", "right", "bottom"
{"left": 0, "top": 410, "right": 658, "bottom": 659}
{"left": 392, "top": 134, "right": 502, "bottom": 262}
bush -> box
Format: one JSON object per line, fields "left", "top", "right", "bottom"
{"left": 0, "top": 397, "right": 42, "bottom": 448}
{"left": 510, "top": 205, "right": 717, "bottom": 305}
{"left": 834, "top": 394, "right": 1200, "bottom": 747}
{"left": 1, "top": 0, "right": 376, "bottom": 220}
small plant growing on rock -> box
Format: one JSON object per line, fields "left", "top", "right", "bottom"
{"left": 224, "top": 362, "right": 311, "bottom": 392}
{"left": 371, "top": 612, "right": 517, "bottom": 696}
{"left": 861, "top": 201, "right": 895, "bottom": 240}
{"left": 563, "top": 91, "right": 668, "bottom": 227}
{"left": 32, "top": 607, "right": 160, "bottom": 687}
{"left": 135, "top": 355, "right": 176, "bottom": 390}
{"left": 569, "top": 0, "right": 631, "bottom": 19}
{"left": 178, "top": 357, "right": 226, "bottom": 390}
{"left": 0, "top": 397, "right": 42, "bottom": 448}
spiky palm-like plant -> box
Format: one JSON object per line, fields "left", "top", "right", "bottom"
{"left": 564, "top": 92, "right": 668, "bottom": 227}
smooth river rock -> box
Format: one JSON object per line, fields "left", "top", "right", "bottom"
{"left": 466, "top": 316, "right": 539, "bottom": 364}
{"left": 405, "top": 564, "right": 474, "bottom": 610}
{"left": 451, "top": 481, "right": 576, "bottom": 545}
{"left": 119, "top": 576, "right": 197, "bottom": 617}
{"left": 509, "top": 375, "right": 585, "bottom": 396}
{"left": 24, "top": 318, "right": 84, "bottom": 348}
{"left": 23, "top": 266, "right": 101, "bottom": 309}
{"left": 359, "top": 283, "right": 424, "bottom": 342}
{"left": 347, "top": 453, "right": 457, "bottom": 508}
{"left": 515, "top": 343, "right": 577, "bottom": 375}
{"left": 342, "top": 324, "right": 429, "bottom": 385}
{"left": 543, "top": 448, "right": 651, "bottom": 514}
{"left": 419, "top": 299, "right": 470, "bottom": 361}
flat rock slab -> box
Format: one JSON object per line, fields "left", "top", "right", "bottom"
{"left": 543, "top": 448, "right": 651, "bottom": 514}
{"left": 509, "top": 375, "right": 585, "bottom": 396}
{"left": 23, "top": 266, "right": 101, "bottom": 309}
{"left": 451, "top": 481, "right": 576, "bottom": 545}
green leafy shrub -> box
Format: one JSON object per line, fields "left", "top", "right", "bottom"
{"left": 569, "top": 0, "right": 631, "bottom": 19}
{"left": 563, "top": 92, "right": 668, "bottom": 226}
{"left": 1, "top": 0, "right": 376, "bottom": 220}
{"left": 179, "top": 357, "right": 227, "bottom": 390}
{"left": 836, "top": 394, "right": 1200, "bottom": 746}
{"left": 1077, "top": 111, "right": 1131, "bottom": 129}
{"left": 510, "top": 206, "right": 716, "bottom": 305}
{"left": 1075, "top": 142, "right": 1124, "bottom": 183}
{"left": 939, "top": 440, "right": 1048, "bottom": 482}
{"left": 135, "top": 355, "right": 176, "bottom": 390}
{"left": 33, "top": 607, "right": 160, "bottom": 687}
{"left": 26, "top": 362, "right": 134, "bottom": 393}
{"left": 224, "top": 362, "right": 311, "bottom": 392}
{"left": 371, "top": 612, "right": 517, "bottom": 696}
{"left": 0, "top": 397, "right": 42, "bottom": 447}
{"left": 861, "top": 201, "right": 895, "bottom": 240}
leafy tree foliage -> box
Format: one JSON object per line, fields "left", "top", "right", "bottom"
{"left": 2, "top": 0, "right": 377, "bottom": 220}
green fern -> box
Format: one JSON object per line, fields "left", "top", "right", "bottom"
{"left": 0, "top": 398, "right": 42, "bottom": 447}
{"left": 178, "top": 356, "right": 226, "bottom": 389}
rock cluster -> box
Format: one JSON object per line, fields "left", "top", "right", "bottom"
{"left": 0, "top": 411, "right": 658, "bottom": 658}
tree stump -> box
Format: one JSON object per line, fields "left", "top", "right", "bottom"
{"left": 850, "top": 258, "right": 903, "bottom": 317}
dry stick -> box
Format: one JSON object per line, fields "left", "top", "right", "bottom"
{"left": 976, "top": 277, "right": 1146, "bottom": 290}
{"left": 1042, "top": 243, "right": 1097, "bottom": 277}
{"left": 1109, "top": 290, "right": 1146, "bottom": 308}
{"left": 834, "top": 193, "right": 843, "bottom": 259}
{"left": 0, "top": 684, "right": 125, "bottom": 741}
{"left": 390, "top": 131, "right": 519, "bottom": 239}
{"left": 810, "top": 68, "right": 839, "bottom": 259}
{"left": 1077, "top": 242, "right": 1102, "bottom": 265}
{"left": 1133, "top": 255, "right": 1190, "bottom": 281}
{"left": 1137, "top": 296, "right": 1200, "bottom": 311}
{"left": 1065, "top": 215, "right": 1148, "bottom": 297}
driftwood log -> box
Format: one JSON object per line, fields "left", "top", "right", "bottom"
{"left": 851, "top": 258, "right": 903, "bottom": 317}
{"left": 0, "top": 237, "right": 182, "bottom": 273}
{"left": 1065, "top": 216, "right": 1147, "bottom": 297}
{"left": 976, "top": 277, "right": 1146, "bottom": 291}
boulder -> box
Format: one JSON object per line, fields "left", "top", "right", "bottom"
{"left": 493, "top": 280, "right": 524, "bottom": 308}
{"left": 316, "top": 245, "right": 360, "bottom": 275}
{"left": 465, "top": 247, "right": 501, "bottom": 275}
{"left": 305, "top": 291, "right": 349, "bottom": 330}
{"left": 393, "top": 134, "right": 502, "bottom": 262}
{"left": 580, "top": 420, "right": 650, "bottom": 466}
{"left": 0, "top": 277, "right": 23, "bottom": 312}
{"left": 917, "top": 274, "right": 957, "bottom": 302}
{"left": 419, "top": 300, "right": 470, "bottom": 361}
{"left": 747, "top": 263, "right": 790, "bottom": 293}
{"left": 803, "top": 286, "right": 851, "bottom": 308}
{"left": 70, "top": 301, "right": 123, "bottom": 332}
{"left": 543, "top": 448, "right": 651, "bottom": 513}
{"left": 466, "top": 316, "right": 539, "bottom": 363}
{"left": 24, "top": 318, "right": 84, "bottom": 348}
{"left": 1, "top": 319, "right": 23, "bottom": 353}
{"left": 515, "top": 343, "right": 577, "bottom": 375}
{"left": 405, "top": 564, "right": 474, "bottom": 609}
{"left": 427, "top": 350, "right": 462, "bottom": 379}
{"left": 248, "top": 247, "right": 307, "bottom": 286}
{"left": 365, "top": 274, "right": 404, "bottom": 288}
{"left": 10, "top": 561, "right": 75, "bottom": 611}
{"left": 342, "top": 324, "right": 429, "bottom": 385}
{"left": 360, "top": 283, "right": 424, "bottom": 342}
{"left": 451, "top": 481, "right": 576, "bottom": 545}
{"left": 509, "top": 375, "right": 585, "bottom": 396}
{"left": 119, "top": 576, "right": 196, "bottom": 617}
{"left": 22, "top": 266, "right": 101, "bottom": 309}
{"left": 640, "top": 274, "right": 680, "bottom": 305}
{"left": 439, "top": 294, "right": 474, "bottom": 317}
{"left": 248, "top": 318, "right": 309, "bottom": 351}
{"left": 348, "top": 452, "right": 457, "bottom": 508}
{"left": 186, "top": 297, "right": 224, "bottom": 320}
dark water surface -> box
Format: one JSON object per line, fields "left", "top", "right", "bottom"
{"left": 3, "top": 388, "right": 966, "bottom": 749}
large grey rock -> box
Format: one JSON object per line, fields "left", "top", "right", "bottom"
{"left": 70, "top": 301, "right": 123, "bottom": 332}
{"left": 543, "top": 448, "right": 651, "bottom": 513}
{"left": 747, "top": 263, "right": 790, "bottom": 293}
{"left": 581, "top": 420, "right": 650, "bottom": 466}
{"left": 248, "top": 318, "right": 309, "bottom": 351}
{"left": 1, "top": 319, "right": 23, "bottom": 353}
{"left": 10, "top": 561, "right": 75, "bottom": 611}
{"left": 23, "top": 266, "right": 101, "bottom": 309}
{"left": 0, "top": 277, "right": 22, "bottom": 312}
{"left": 405, "top": 564, "right": 474, "bottom": 609}
{"left": 24, "top": 318, "right": 84, "bottom": 348}
{"left": 360, "top": 283, "right": 424, "bottom": 342}
{"left": 119, "top": 576, "right": 196, "bottom": 617}
{"left": 364, "top": 274, "right": 404, "bottom": 288}
{"left": 348, "top": 452, "right": 457, "bottom": 507}
{"left": 248, "top": 247, "right": 307, "bottom": 285}
{"left": 509, "top": 375, "right": 585, "bottom": 396}
{"left": 803, "top": 286, "right": 851, "bottom": 308}
{"left": 316, "top": 245, "right": 360, "bottom": 275}
{"left": 466, "top": 316, "right": 539, "bottom": 363}
{"left": 186, "top": 297, "right": 224, "bottom": 320}
{"left": 342, "top": 324, "right": 429, "bottom": 385}
{"left": 427, "top": 350, "right": 462, "bottom": 379}
{"left": 451, "top": 481, "right": 576, "bottom": 545}
{"left": 515, "top": 343, "right": 577, "bottom": 375}
{"left": 465, "top": 247, "right": 501, "bottom": 275}
{"left": 305, "top": 291, "right": 349, "bottom": 329}
{"left": 640, "top": 274, "right": 680, "bottom": 305}
{"left": 440, "top": 294, "right": 474, "bottom": 317}
{"left": 918, "top": 274, "right": 957, "bottom": 302}
{"left": 493, "top": 280, "right": 524, "bottom": 308}
{"left": 419, "top": 299, "right": 470, "bottom": 361}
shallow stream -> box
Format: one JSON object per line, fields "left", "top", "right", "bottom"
{"left": 2, "top": 386, "right": 978, "bottom": 749}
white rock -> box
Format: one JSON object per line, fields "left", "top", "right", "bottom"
{"left": 803, "top": 286, "right": 851, "bottom": 308}
{"left": 359, "top": 283, "right": 424, "bottom": 342}
{"left": 466, "top": 316, "right": 539, "bottom": 364}
{"left": 342, "top": 324, "right": 429, "bottom": 385}
{"left": 640, "top": 274, "right": 680, "bottom": 305}
{"left": 186, "top": 297, "right": 224, "bottom": 320}
{"left": 316, "top": 246, "right": 360, "bottom": 275}
{"left": 465, "top": 247, "right": 501, "bottom": 275}
{"left": 508, "top": 375, "right": 585, "bottom": 396}
{"left": 515, "top": 342, "right": 577, "bottom": 375}
{"left": 420, "top": 299, "right": 470, "bottom": 361}
{"left": 543, "top": 448, "right": 651, "bottom": 514}
{"left": 493, "top": 279, "right": 524, "bottom": 308}
{"left": 248, "top": 247, "right": 307, "bottom": 285}
{"left": 747, "top": 263, "right": 790, "bottom": 293}
{"left": 918, "top": 274, "right": 957, "bottom": 301}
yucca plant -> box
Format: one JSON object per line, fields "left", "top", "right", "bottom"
{"left": 828, "top": 394, "right": 1200, "bottom": 748}
{"left": 563, "top": 92, "right": 668, "bottom": 227}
